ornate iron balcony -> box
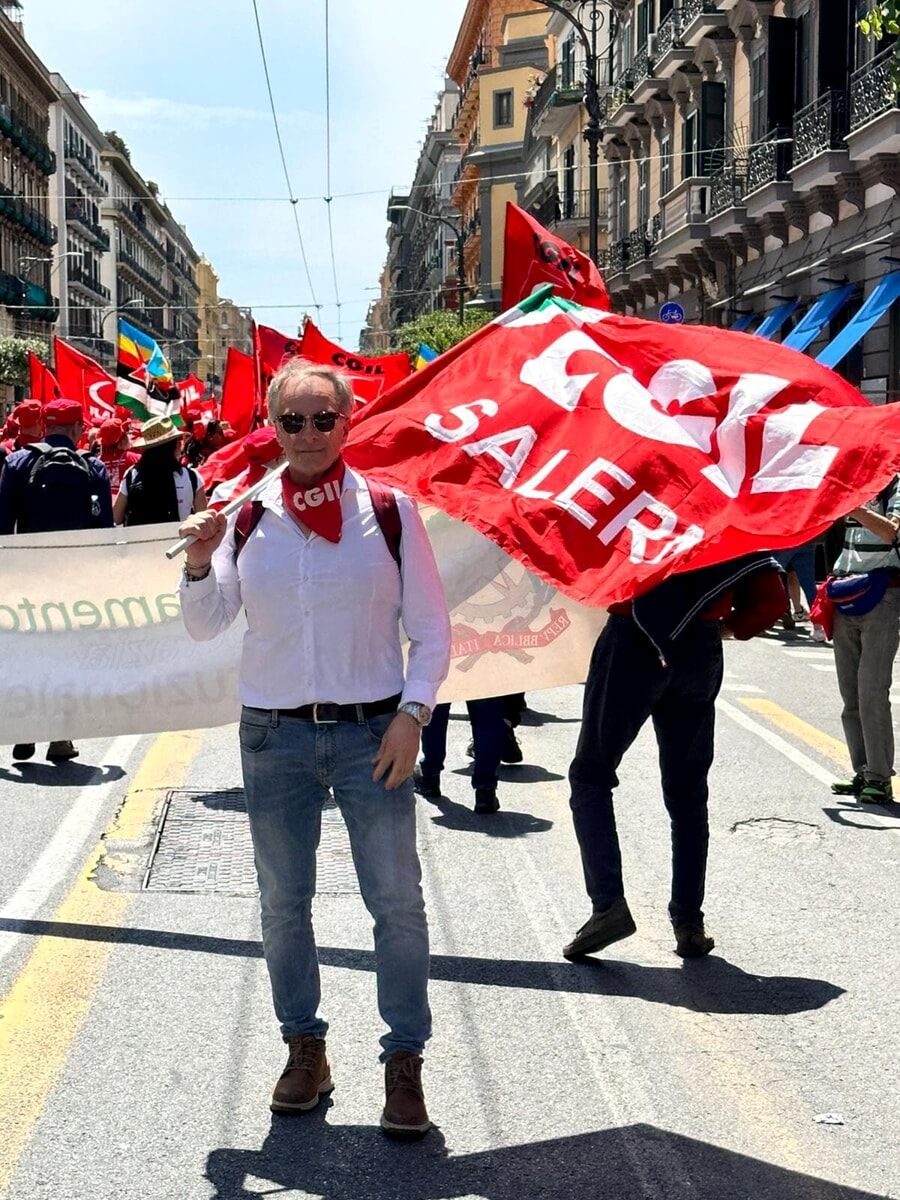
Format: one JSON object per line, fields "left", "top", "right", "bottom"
{"left": 606, "top": 239, "right": 630, "bottom": 278}
{"left": 793, "top": 90, "right": 849, "bottom": 164}
{"left": 849, "top": 47, "right": 898, "bottom": 132}
{"left": 632, "top": 45, "right": 654, "bottom": 87}
{"left": 746, "top": 128, "right": 793, "bottom": 194}
{"left": 654, "top": 7, "right": 682, "bottom": 59}
{"left": 709, "top": 161, "right": 747, "bottom": 215}
{"left": 680, "top": 0, "right": 720, "bottom": 25}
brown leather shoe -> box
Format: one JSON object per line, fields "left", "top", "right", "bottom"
{"left": 270, "top": 1035, "right": 333, "bottom": 1113}
{"left": 380, "top": 1051, "right": 431, "bottom": 1138}
{"left": 674, "top": 922, "right": 715, "bottom": 958}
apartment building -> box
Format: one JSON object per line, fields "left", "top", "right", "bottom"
{"left": 447, "top": 0, "right": 549, "bottom": 307}
{"left": 197, "top": 257, "right": 250, "bottom": 394}
{"left": 48, "top": 74, "right": 112, "bottom": 363}
{"left": 0, "top": 1, "right": 58, "bottom": 365}
{"left": 599, "top": 0, "right": 900, "bottom": 399}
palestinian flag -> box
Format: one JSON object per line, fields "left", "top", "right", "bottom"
{"left": 116, "top": 318, "right": 181, "bottom": 422}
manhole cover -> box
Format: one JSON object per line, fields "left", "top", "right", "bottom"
{"left": 144, "top": 789, "right": 359, "bottom": 895}
{"left": 731, "top": 817, "right": 823, "bottom": 846}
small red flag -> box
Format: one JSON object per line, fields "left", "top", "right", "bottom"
{"left": 501, "top": 201, "right": 610, "bottom": 314}
{"left": 221, "top": 348, "right": 257, "bottom": 439}
{"left": 29, "top": 351, "right": 60, "bottom": 404}
{"left": 54, "top": 338, "right": 116, "bottom": 425}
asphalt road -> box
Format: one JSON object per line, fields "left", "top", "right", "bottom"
{"left": 1, "top": 622, "right": 898, "bottom": 1200}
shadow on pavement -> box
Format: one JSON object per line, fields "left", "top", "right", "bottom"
{"left": 205, "top": 1119, "right": 887, "bottom": 1200}
{"left": 424, "top": 793, "right": 552, "bottom": 837}
{"left": 450, "top": 763, "right": 565, "bottom": 784}
{"left": 0, "top": 918, "right": 843, "bottom": 1015}
{"left": 822, "top": 804, "right": 900, "bottom": 830}
{"left": 518, "top": 706, "right": 582, "bottom": 725}
{"left": 0, "top": 761, "right": 126, "bottom": 787}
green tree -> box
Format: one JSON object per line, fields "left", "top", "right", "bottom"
{"left": 859, "top": 4, "right": 900, "bottom": 80}
{"left": 104, "top": 130, "right": 131, "bottom": 160}
{"left": 0, "top": 336, "right": 49, "bottom": 388}
{"left": 389, "top": 308, "right": 492, "bottom": 358}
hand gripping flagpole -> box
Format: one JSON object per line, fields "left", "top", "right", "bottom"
{"left": 165, "top": 460, "right": 289, "bottom": 560}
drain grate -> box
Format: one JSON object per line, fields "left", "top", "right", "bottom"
{"left": 144, "top": 789, "right": 359, "bottom": 895}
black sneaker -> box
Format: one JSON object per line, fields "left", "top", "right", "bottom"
{"left": 412, "top": 766, "right": 441, "bottom": 800}
{"left": 473, "top": 787, "right": 500, "bottom": 814}
{"left": 501, "top": 727, "right": 523, "bottom": 764}
{"left": 831, "top": 773, "right": 864, "bottom": 797}
{"left": 563, "top": 900, "right": 636, "bottom": 960}
{"left": 46, "top": 741, "right": 79, "bottom": 763}
{"left": 859, "top": 779, "right": 894, "bottom": 804}
{"left": 12, "top": 743, "right": 35, "bottom": 761}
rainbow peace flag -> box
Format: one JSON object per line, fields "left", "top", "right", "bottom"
{"left": 116, "top": 318, "right": 180, "bottom": 421}
{"left": 414, "top": 342, "right": 438, "bottom": 371}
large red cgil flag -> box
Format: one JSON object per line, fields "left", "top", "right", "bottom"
{"left": 29, "top": 351, "right": 60, "bottom": 404}
{"left": 299, "top": 319, "right": 411, "bottom": 403}
{"left": 54, "top": 338, "right": 117, "bottom": 426}
{"left": 502, "top": 201, "right": 610, "bottom": 314}
{"left": 346, "top": 288, "right": 900, "bottom": 607}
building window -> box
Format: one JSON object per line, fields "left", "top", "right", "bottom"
{"left": 637, "top": 157, "right": 649, "bottom": 230}
{"left": 493, "top": 89, "right": 513, "bottom": 128}
{"left": 617, "top": 161, "right": 630, "bottom": 237}
{"left": 682, "top": 111, "right": 698, "bottom": 179}
{"left": 562, "top": 143, "right": 576, "bottom": 218}
{"left": 660, "top": 132, "right": 672, "bottom": 196}
{"left": 560, "top": 36, "right": 577, "bottom": 90}
{"left": 750, "top": 53, "right": 766, "bottom": 141}
{"left": 796, "top": 10, "right": 812, "bottom": 109}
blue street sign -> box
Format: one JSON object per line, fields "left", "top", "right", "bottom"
{"left": 659, "top": 302, "right": 685, "bottom": 324}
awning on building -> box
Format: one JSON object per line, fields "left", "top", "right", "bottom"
{"left": 753, "top": 300, "right": 800, "bottom": 339}
{"left": 817, "top": 271, "right": 900, "bottom": 369}
{"left": 781, "top": 284, "right": 857, "bottom": 352}
{"left": 730, "top": 313, "right": 757, "bottom": 332}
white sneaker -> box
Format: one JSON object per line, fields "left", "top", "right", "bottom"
{"left": 812, "top": 624, "right": 827, "bottom": 642}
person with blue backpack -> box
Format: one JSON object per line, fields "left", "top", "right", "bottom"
{"left": 0, "top": 397, "right": 113, "bottom": 763}
{"left": 177, "top": 359, "right": 450, "bottom": 1139}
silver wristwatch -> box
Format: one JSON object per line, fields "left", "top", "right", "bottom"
{"left": 398, "top": 701, "right": 432, "bottom": 727}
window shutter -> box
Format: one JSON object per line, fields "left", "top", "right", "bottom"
{"left": 766, "top": 17, "right": 798, "bottom": 131}
{"left": 700, "top": 81, "right": 725, "bottom": 174}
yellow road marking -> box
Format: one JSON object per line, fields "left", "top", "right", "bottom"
{"left": 738, "top": 698, "right": 851, "bottom": 771}
{"left": 0, "top": 730, "right": 202, "bottom": 1197}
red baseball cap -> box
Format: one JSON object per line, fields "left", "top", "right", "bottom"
{"left": 13, "top": 399, "right": 43, "bottom": 425}
{"left": 98, "top": 417, "right": 126, "bottom": 447}
{"left": 44, "top": 398, "right": 84, "bottom": 426}
{"left": 243, "top": 425, "right": 281, "bottom": 464}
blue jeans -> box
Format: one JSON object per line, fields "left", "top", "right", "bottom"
{"left": 420, "top": 697, "right": 507, "bottom": 790}
{"left": 239, "top": 707, "right": 431, "bottom": 1060}
{"left": 568, "top": 615, "right": 724, "bottom": 926}
{"left": 774, "top": 543, "right": 817, "bottom": 609}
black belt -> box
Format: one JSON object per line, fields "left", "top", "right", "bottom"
{"left": 260, "top": 694, "right": 401, "bottom": 724}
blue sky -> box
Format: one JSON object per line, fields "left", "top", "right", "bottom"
{"left": 23, "top": 0, "right": 468, "bottom": 346}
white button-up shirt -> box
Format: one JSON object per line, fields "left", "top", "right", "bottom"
{"left": 179, "top": 469, "right": 451, "bottom": 710}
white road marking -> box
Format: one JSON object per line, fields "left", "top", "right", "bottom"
{"left": 0, "top": 736, "right": 141, "bottom": 967}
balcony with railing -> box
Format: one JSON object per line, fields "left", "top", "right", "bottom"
{"left": 745, "top": 127, "right": 794, "bottom": 214}
{"left": 657, "top": 177, "right": 710, "bottom": 258}
{"left": 631, "top": 43, "right": 666, "bottom": 103}
{"left": 118, "top": 245, "right": 168, "bottom": 297}
{"left": 604, "top": 71, "right": 643, "bottom": 130}
{"left": 64, "top": 199, "right": 111, "bottom": 250}
{"left": 554, "top": 187, "right": 610, "bottom": 227}
{"left": 790, "top": 90, "right": 850, "bottom": 189}
{"left": 106, "top": 198, "right": 166, "bottom": 257}
{"left": 0, "top": 182, "right": 57, "bottom": 245}
{"left": 846, "top": 47, "right": 900, "bottom": 157}
{"left": 651, "top": 7, "right": 694, "bottom": 76}
{"left": 707, "top": 160, "right": 747, "bottom": 234}
{"left": 64, "top": 141, "right": 108, "bottom": 193}
{"left": 627, "top": 215, "right": 662, "bottom": 274}
{"left": 0, "top": 100, "right": 55, "bottom": 175}
{"left": 451, "top": 39, "right": 487, "bottom": 136}
{"left": 602, "top": 238, "right": 630, "bottom": 280}
{"left": 68, "top": 262, "right": 111, "bottom": 301}
{"left": 679, "top": 0, "right": 730, "bottom": 46}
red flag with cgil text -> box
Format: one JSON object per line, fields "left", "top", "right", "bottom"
{"left": 346, "top": 288, "right": 900, "bottom": 607}
{"left": 501, "top": 201, "right": 610, "bottom": 314}
{"left": 54, "top": 338, "right": 116, "bottom": 425}
{"left": 299, "top": 319, "right": 410, "bottom": 403}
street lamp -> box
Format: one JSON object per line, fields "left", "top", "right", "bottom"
{"left": 533, "top": 1, "right": 622, "bottom": 267}
{"left": 387, "top": 203, "right": 466, "bottom": 326}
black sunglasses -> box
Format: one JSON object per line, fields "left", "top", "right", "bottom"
{"left": 276, "top": 411, "right": 345, "bottom": 435}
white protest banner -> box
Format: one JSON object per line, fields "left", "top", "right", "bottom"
{"left": 0, "top": 513, "right": 604, "bottom": 744}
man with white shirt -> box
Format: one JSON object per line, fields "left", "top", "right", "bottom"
{"left": 178, "top": 359, "right": 450, "bottom": 1138}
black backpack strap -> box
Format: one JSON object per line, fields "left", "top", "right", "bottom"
{"left": 367, "top": 479, "right": 402, "bottom": 571}
{"left": 233, "top": 499, "right": 265, "bottom": 562}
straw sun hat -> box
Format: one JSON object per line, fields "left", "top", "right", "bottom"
{"left": 131, "top": 416, "right": 183, "bottom": 449}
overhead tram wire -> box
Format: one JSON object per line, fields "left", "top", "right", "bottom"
{"left": 251, "top": 0, "right": 320, "bottom": 315}
{"left": 323, "top": 0, "right": 343, "bottom": 341}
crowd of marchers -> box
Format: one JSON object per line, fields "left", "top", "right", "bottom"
{"left": 2, "top": 368, "right": 898, "bottom": 1138}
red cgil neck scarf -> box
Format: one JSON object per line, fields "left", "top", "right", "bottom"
{"left": 281, "top": 457, "right": 346, "bottom": 543}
